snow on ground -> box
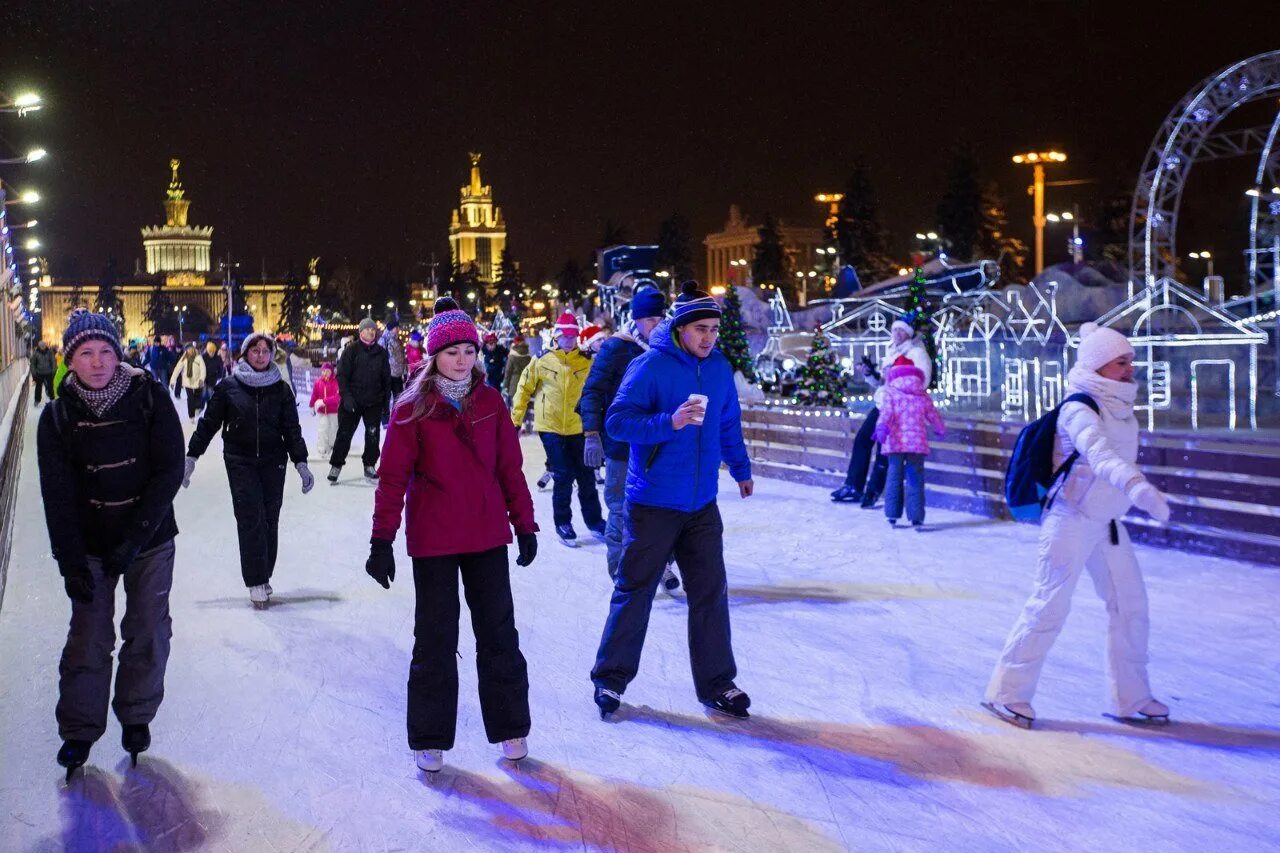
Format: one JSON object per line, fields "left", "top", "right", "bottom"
{"left": 1, "top": 396, "right": 1278, "bottom": 852}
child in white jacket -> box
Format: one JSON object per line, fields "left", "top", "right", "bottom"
{"left": 984, "top": 322, "right": 1172, "bottom": 728}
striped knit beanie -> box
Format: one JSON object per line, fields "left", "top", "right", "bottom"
{"left": 62, "top": 307, "right": 123, "bottom": 361}
{"left": 426, "top": 296, "right": 480, "bottom": 355}
{"left": 671, "top": 280, "right": 721, "bottom": 327}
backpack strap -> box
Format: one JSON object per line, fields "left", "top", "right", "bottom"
{"left": 1044, "top": 393, "right": 1101, "bottom": 510}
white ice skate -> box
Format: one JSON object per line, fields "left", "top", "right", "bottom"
{"left": 1108, "top": 699, "right": 1171, "bottom": 727}
{"left": 500, "top": 737, "right": 528, "bottom": 761}
{"left": 982, "top": 700, "right": 1035, "bottom": 729}
{"left": 264, "top": 583, "right": 273, "bottom": 597}
{"left": 249, "top": 584, "right": 270, "bottom": 610}
{"left": 415, "top": 749, "right": 444, "bottom": 773}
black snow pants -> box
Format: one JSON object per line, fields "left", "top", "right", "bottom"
{"left": 57, "top": 540, "right": 176, "bottom": 741}
{"left": 330, "top": 404, "right": 383, "bottom": 469}
{"left": 224, "top": 454, "right": 287, "bottom": 588}
{"left": 844, "top": 406, "right": 888, "bottom": 495}
{"left": 591, "top": 500, "right": 737, "bottom": 703}
{"left": 408, "top": 546, "right": 530, "bottom": 750}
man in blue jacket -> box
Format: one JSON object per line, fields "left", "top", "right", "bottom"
{"left": 577, "top": 284, "right": 673, "bottom": 583}
{"left": 590, "top": 281, "right": 754, "bottom": 720}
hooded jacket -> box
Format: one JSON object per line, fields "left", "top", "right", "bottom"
{"left": 1051, "top": 365, "right": 1144, "bottom": 521}
{"left": 337, "top": 339, "right": 392, "bottom": 409}
{"left": 873, "top": 366, "right": 945, "bottom": 455}
{"left": 502, "top": 343, "right": 531, "bottom": 399}
{"left": 870, "top": 336, "right": 932, "bottom": 407}
{"left": 31, "top": 344, "right": 57, "bottom": 377}
{"left": 381, "top": 329, "right": 407, "bottom": 379}
{"left": 37, "top": 368, "right": 184, "bottom": 570}
{"left": 310, "top": 373, "right": 341, "bottom": 413}
{"left": 605, "top": 320, "right": 751, "bottom": 511}
{"left": 169, "top": 351, "right": 207, "bottom": 391}
{"left": 483, "top": 342, "right": 509, "bottom": 389}
{"left": 201, "top": 348, "right": 225, "bottom": 387}
{"left": 578, "top": 331, "right": 646, "bottom": 461}
{"left": 509, "top": 346, "right": 593, "bottom": 435}
{"left": 372, "top": 381, "right": 537, "bottom": 557}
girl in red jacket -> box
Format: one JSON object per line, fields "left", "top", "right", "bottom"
{"left": 365, "top": 296, "right": 539, "bottom": 774}
{"left": 309, "top": 362, "right": 341, "bottom": 458}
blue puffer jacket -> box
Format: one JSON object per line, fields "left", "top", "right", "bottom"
{"left": 606, "top": 320, "right": 751, "bottom": 511}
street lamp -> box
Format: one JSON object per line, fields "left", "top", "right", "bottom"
{"left": 2, "top": 189, "right": 40, "bottom": 206}
{"left": 1188, "top": 250, "right": 1214, "bottom": 277}
{"left": 0, "top": 148, "right": 47, "bottom": 165}
{"left": 1013, "top": 149, "right": 1068, "bottom": 274}
{"left": 1, "top": 92, "right": 42, "bottom": 115}
{"left": 24, "top": 238, "right": 39, "bottom": 250}
{"left": 174, "top": 304, "right": 188, "bottom": 342}
{"left": 1045, "top": 207, "right": 1082, "bottom": 263}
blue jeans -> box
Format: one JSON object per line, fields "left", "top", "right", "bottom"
{"left": 884, "top": 453, "right": 926, "bottom": 524}
{"left": 539, "top": 432, "right": 604, "bottom": 529}
{"left": 603, "top": 457, "right": 628, "bottom": 579}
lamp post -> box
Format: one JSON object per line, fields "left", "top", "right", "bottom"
{"left": 1012, "top": 150, "right": 1068, "bottom": 275}
{"left": 174, "top": 304, "right": 188, "bottom": 342}
{"left": 0, "top": 92, "right": 42, "bottom": 115}
{"left": 1045, "top": 207, "right": 1082, "bottom": 264}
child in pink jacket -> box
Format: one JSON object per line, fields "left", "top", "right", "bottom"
{"left": 309, "top": 362, "right": 341, "bottom": 458}
{"left": 873, "top": 356, "right": 945, "bottom": 528}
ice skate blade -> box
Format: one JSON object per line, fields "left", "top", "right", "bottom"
{"left": 130, "top": 752, "right": 139, "bottom": 768}
{"left": 982, "top": 701, "right": 1033, "bottom": 729}
{"left": 558, "top": 538, "right": 578, "bottom": 548}
{"left": 1104, "top": 712, "right": 1170, "bottom": 727}
{"left": 702, "top": 704, "right": 750, "bottom": 720}
{"left": 252, "top": 600, "right": 269, "bottom": 610}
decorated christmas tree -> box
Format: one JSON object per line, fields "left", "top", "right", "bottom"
{"left": 905, "top": 267, "right": 939, "bottom": 387}
{"left": 795, "top": 325, "right": 843, "bottom": 406}
{"left": 716, "top": 285, "right": 755, "bottom": 382}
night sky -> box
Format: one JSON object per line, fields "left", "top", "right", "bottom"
{"left": 2, "top": 1, "right": 1274, "bottom": 286}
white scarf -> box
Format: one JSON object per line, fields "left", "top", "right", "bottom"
{"left": 1066, "top": 365, "right": 1138, "bottom": 420}
{"left": 617, "top": 320, "right": 650, "bottom": 352}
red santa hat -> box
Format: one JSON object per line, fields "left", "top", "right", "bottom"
{"left": 579, "top": 324, "right": 606, "bottom": 348}
{"left": 554, "top": 312, "right": 580, "bottom": 335}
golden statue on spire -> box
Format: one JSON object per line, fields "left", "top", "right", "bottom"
{"left": 468, "top": 152, "right": 483, "bottom": 194}
{"left": 167, "top": 158, "right": 184, "bottom": 200}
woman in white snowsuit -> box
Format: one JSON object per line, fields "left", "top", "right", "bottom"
{"left": 984, "top": 322, "right": 1172, "bottom": 728}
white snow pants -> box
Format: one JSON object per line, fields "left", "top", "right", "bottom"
{"left": 986, "top": 502, "right": 1154, "bottom": 717}
{"left": 315, "top": 413, "right": 339, "bottom": 459}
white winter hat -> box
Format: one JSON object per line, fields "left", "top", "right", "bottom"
{"left": 890, "top": 319, "right": 915, "bottom": 338}
{"left": 1076, "top": 321, "right": 1134, "bottom": 372}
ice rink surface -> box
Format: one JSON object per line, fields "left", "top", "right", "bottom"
{"left": 2, "top": 398, "right": 1278, "bottom": 852}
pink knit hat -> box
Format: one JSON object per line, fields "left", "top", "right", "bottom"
{"left": 426, "top": 297, "right": 480, "bottom": 356}
{"left": 554, "top": 312, "right": 579, "bottom": 335}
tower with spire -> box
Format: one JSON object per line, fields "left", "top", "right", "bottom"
{"left": 447, "top": 152, "right": 507, "bottom": 284}
{"left": 141, "top": 158, "right": 213, "bottom": 279}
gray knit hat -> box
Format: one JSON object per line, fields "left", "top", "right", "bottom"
{"left": 62, "top": 308, "right": 123, "bottom": 361}
{"left": 358, "top": 317, "right": 378, "bottom": 333}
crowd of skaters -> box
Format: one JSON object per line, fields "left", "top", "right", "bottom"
{"left": 33, "top": 279, "right": 1180, "bottom": 779}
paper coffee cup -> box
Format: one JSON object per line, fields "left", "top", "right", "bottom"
{"left": 687, "top": 393, "right": 708, "bottom": 424}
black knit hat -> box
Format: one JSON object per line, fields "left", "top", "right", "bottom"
{"left": 62, "top": 308, "right": 123, "bottom": 361}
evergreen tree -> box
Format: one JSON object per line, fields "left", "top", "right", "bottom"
{"left": 752, "top": 213, "right": 794, "bottom": 301}
{"left": 1092, "top": 189, "right": 1133, "bottom": 266}
{"left": 655, "top": 212, "right": 696, "bottom": 282}
{"left": 936, "top": 147, "right": 983, "bottom": 261}
{"left": 904, "top": 267, "right": 939, "bottom": 387}
{"left": 716, "top": 285, "right": 755, "bottom": 382}
{"left": 144, "top": 279, "right": 172, "bottom": 337}
{"left": 278, "top": 263, "right": 307, "bottom": 336}
{"left": 836, "top": 161, "right": 896, "bottom": 283}
{"left": 974, "top": 180, "right": 1028, "bottom": 283}
{"left": 795, "top": 325, "right": 842, "bottom": 406}
{"left": 95, "top": 258, "right": 124, "bottom": 333}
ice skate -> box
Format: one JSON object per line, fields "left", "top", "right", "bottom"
{"left": 415, "top": 749, "right": 444, "bottom": 773}
{"left": 264, "top": 582, "right": 273, "bottom": 597}
{"left": 594, "top": 469, "right": 605, "bottom": 485}
{"left": 1108, "top": 699, "right": 1171, "bottom": 727}
{"left": 121, "top": 723, "right": 150, "bottom": 767}
{"left": 859, "top": 490, "right": 880, "bottom": 509}
{"left": 587, "top": 522, "right": 607, "bottom": 542}
{"left": 887, "top": 518, "right": 898, "bottom": 528}
{"left": 912, "top": 521, "right": 925, "bottom": 531}
{"left": 556, "top": 524, "right": 578, "bottom": 547}
{"left": 661, "top": 564, "right": 681, "bottom": 592}
{"left": 500, "top": 737, "right": 528, "bottom": 761}
{"left": 249, "top": 584, "right": 270, "bottom": 609}
{"left": 327, "top": 465, "right": 341, "bottom": 484}
{"left": 830, "top": 484, "right": 861, "bottom": 503}
{"left": 537, "top": 470, "right": 552, "bottom": 491}
{"left": 594, "top": 686, "right": 622, "bottom": 719}
{"left": 703, "top": 686, "right": 751, "bottom": 719}
{"left": 57, "top": 739, "right": 92, "bottom": 783}
{"left": 982, "top": 701, "right": 1035, "bottom": 729}
{"left": 363, "top": 465, "right": 379, "bottom": 482}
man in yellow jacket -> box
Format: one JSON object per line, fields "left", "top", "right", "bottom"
{"left": 511, "top": 312, "right": 603, "bottom": 547}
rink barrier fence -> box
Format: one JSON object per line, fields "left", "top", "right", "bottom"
{"left": 740, "top": 405, "right": 1280, "bottom": 568}
{"left": 0, "top": 359, "right": 31, "bottom": 614}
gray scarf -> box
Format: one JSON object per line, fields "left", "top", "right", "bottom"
{"left": 233, "top": 359, "right": 283, "bottom": 388}
{"left": 435, "top": 374, "right": 472, "bottom": 402}
{"left": 66, "top": 364, "right": 136, "bottom": 418}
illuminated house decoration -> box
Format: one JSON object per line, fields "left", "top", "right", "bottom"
{"left": 140, "top": 159, "right": 213, "bottom": 282}
{"left": 1096, "top": 277, "right": 1268, "bottom": 430}
{"left": 448, "top": 153, "right": 507, "bottom": 284}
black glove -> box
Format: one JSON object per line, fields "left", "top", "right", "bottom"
{"left": 343, "top": 398, "right": 358, "bottom": 413}
{"left": 63, "top": 570, "right": 95, "bottom": 604}
{"left": 104, "top": 541, "right": 140, "bottom": 578}
{"left": 515, "top": 532, "right": 538, "bottom": 567}
{"left": 366, "top": 538, "right": 396, "bottom": 588}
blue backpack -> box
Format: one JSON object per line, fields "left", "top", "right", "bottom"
{"left": 1004, "top": 393, "right": 1100, "bottom": 522}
